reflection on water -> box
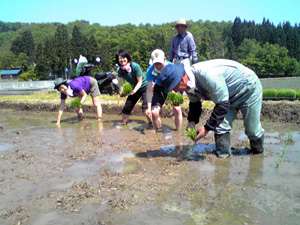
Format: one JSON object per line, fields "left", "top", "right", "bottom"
{"left": 53, "top": 151, "right": 134, "bottom": 190}
{"left": 0, "top": 143, "right": 14, "bottom": 152}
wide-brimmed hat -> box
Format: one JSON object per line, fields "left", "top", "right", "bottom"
{"left": 174, "top": 18, "right": 188, "bottom": 28}
{"left": 53, "top": 78, "right": 67, "bottom": 89}
{"left": 150, "top": 49, "right": 165, "bottom": 65}
{"left": 158, "top": 64, "right": 185, "bottom": 93}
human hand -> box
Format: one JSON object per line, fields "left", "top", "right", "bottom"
{"left": 186, "top": 121, "right": 195, "bottom": 131}
{"left": 145, "top": 109, "right": 152, "bottom": 118}
{"left": 194, "top": 126, "right": 209, "bottom": 142}
{"left": 128, "top": 90, "right": 136, "bottom": 96}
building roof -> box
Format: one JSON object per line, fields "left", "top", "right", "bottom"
{"left": 1, "top": 69, "right": 22, "bottom": 75}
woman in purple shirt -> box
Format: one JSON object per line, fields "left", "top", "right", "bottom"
{"left": 54, "top": 76, "right": 102, "bottom": 125}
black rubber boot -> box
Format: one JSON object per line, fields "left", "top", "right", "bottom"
{"left": 250, "top": 135, "right": 264, "bottom": 154}
{"left": 214, "top": 133, "right": 231, "bottom": 158}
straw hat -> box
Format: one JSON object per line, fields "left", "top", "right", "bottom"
{"left": 176, "top": 18, "right": 187, "bottom": 26}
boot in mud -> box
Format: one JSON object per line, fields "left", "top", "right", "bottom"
{"left": 214, "top": 133, "right": 231, "bottom": 158}
{"left": 250, "top": 135, "right": 264, "bottom": 154}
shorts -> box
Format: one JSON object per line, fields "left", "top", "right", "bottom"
{"left": 89, "top": 77, "right": 100, "bottom": 98}
{"left": 122, "top": 88, "right": 148, "bottom": 115}
{"left": 152, "top": 85, "right": 168, "bottom": 108}
{"left": 152, "top": 85, "right": 183, "bottom": 107}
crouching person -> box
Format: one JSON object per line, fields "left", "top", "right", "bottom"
{"left": 158, "top": 59, "right": 264, "bottom": 158}
{"left": 146, "top": 49, "right": 183, "bottom": 131}
{"left": 54, "top": 76, "right": 102, "bottom": 125}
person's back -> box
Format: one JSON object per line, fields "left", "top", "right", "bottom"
{"left": 191, "top": 59, "right": 260, "bottom": 101}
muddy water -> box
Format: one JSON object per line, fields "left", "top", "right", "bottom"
{"left": 0, "top": 109, "right": 299, "bottom": 225}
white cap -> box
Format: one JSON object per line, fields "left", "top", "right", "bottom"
{"left": 150, "top": 49, "right": 165, "bottom": 65}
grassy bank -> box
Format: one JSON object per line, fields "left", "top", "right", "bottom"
{"left": 0, "top": 90, "right": 216, "bottom": 109}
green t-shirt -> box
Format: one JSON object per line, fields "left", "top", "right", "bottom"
{"left": 118, "top": 62, "right": 147, "bottom": 91}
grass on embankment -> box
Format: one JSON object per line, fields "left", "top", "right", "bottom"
{"left": 0, "top": 90, "right": 216, "bottom": 109}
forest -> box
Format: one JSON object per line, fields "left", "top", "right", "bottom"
{"left": 0, "top": 17, "right": 300, "bottom": 81}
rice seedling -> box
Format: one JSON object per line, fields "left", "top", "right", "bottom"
{"left": 70, "top": 97, "right": 82, "bottom": 108}
{"left": 232, "top": 125, "right": 237, "bottom": 135}
{"left": 167, "top": 92, "right": 183, "bottom": 106}
{"left": 186, "top": 128, "right": 198, "bottom": 140}
{"left": 275, "top": 132, "right": 294, "bottom": 169}
{"left": 243, "top": 140, "right": 249, "bottom": 149}
{"left": 122, "top": 82, "right": 133, "bottom": 96}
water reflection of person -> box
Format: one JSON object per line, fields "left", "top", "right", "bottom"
{"left": 53, "top": 76, "right": 102, "bottom": 125}
{"left": 56, "top": 120, "right": 103, "bottom": 142}
{"left": 199, "top": 154, "right": 264, "bottom": 214}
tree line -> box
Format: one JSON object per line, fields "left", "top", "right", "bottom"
{"left": 0, "top": 17, "right": 299, "bottom": 81}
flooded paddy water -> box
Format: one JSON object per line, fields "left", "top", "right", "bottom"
{"left": 0, "top": 108, "right": 299, "bottom": 225}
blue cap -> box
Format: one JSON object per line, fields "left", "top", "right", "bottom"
{"left": 158, "top": 64, "right": 185, "bottom": 93}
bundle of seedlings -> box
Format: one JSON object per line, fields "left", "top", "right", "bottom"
{"left": 166, "top": 91, "right": 183, "bottom": 106}
{"left": 71, "top": 97, "right": 82, "bottom": 108}
{"left": 186, "top": 127, "right": 198, "bottom": 140}
{"left": 121, "top": 82, "right": 133, "bottom": 96}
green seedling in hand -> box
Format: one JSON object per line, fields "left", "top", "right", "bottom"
{"left": 122, "top": 82, "right": 133, "bottom": 96}
{"left": 167, "top": 92, "right": 183, "bottom": 106}
{"left": 186, "top": 127, "right": 198, "bottom": 140}
{"left": 71, "top": 97, "right": 82, "bottom": 109}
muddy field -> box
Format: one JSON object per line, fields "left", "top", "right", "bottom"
{"left": 0, "top": 103, "right": 300, "bottom": 225}
{"left": 1, "top": 100, "right": 300, "bottom": 124}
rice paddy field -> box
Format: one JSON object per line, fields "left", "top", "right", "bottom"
{"left": 260, "top": 77, "right": 300, "bottom": 90}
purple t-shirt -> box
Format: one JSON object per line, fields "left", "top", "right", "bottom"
{"left": 61, "top": 76, "right": 91, "bottom": 99}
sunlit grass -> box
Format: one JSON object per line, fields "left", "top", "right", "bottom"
{"left": 0, "top": 90, "right": 216, "bottom": 109}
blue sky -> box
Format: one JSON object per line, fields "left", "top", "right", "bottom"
{"left": 0, "top": 0, "right": 299, "bottom": 26}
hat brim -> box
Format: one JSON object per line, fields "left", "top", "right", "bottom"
{"left": 54, "top": 81, "right": 67, "bottom": 89}
{"left": 172, "top": 24, "right": 188, "bottom": 29}
{"left": 152, "top": 57, "right": 165, "bottom": 65}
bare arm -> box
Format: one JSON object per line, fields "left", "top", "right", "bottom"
{"left": 119, "top": 77, "right": 125, "bottom": 93}
{"left": 130, "top": 75, "right": 143, "bottom": 95}
{"left": 79, "top": 90, "right": 87, "bottom": 104}
{"left": 56, "top": 99, "right": 66, "bottom": 125}
{"left": 146, "top": 81, "right": 154, "bottom": 111}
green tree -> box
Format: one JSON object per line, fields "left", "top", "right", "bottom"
{"left": 34, "top": 43, "right": 49, "bottom": 80}
{"left": 19, "top": 70, "right": 37, "bottom": 81}
{"left": 232, "top": 17, "right": 243, "bottom": 47}
{"left": 238, "top": 39, "right": 299, "bottom": 76}
{"left": 71, "top": 25, "right": 88, "bottom": 59}
{"left": 16, "top": 52, "right": 30, "bottom": 72}
{"left": 10, "top": 30, "right": 35, "bottom": 67}
{"left": 1, "top": 51, "right": 16, "bottom": 69}
{"left": 86, "top": 35, "right": 100, "bottom": 63}
{"left": 10, "top": 36, "right": 22, "bottom": 56}
{"left": 43, "top": 37, "right": 57, "bottom": 77}
{"left": 54, "top": 24, "right": 70, "bottom": 78}
{"left": 21, "top": 30, "right": 35, "bottom": 66}
{"left": 198, "top": 29, "right": 210, "bottom": 61}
